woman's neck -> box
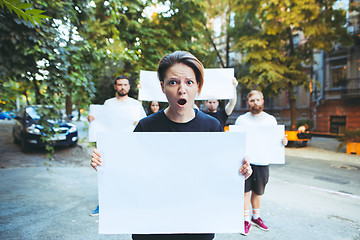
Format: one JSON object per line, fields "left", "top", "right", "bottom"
{"left": 164, "top": 107, "right": 196, "bottom": 123}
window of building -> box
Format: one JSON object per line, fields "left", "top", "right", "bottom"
{"left": 214, "top": 16, "right": 221, "bottom": 37}
{"left": 230, "top": 12, "right": 235, "bottom": 28}
{"left": 330, "top": 116, "right": 346, "bottom": 134}
{"left": 264, "top": 96, "right": 273, "bottom": 109}
{"left": 241, "top": 95, "right": 247, "bottom": 109}
{"left": 330, "top": 58, "right": 347, "bottom": 88}
{"left": 229, "top": 51, "right": 235, "bottom": 67}
{"left": 293, "top": 34, "right": 299, "bottom": 47}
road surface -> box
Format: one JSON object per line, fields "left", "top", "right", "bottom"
{"left": 0, "top": 120, "right": 359, "bottom": 240}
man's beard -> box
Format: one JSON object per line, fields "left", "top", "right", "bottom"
{"left": 250, "top": 104, "right": 264, "bottom": 114}
{"left": 117, "top": 90, "right": 128, "bottom": 96}
{"left": 208, "top": 107, "right": 217, "bottom": 113}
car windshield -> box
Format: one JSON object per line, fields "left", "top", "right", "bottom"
{"left": 26, "top": 107, "right": 62, "bottom": 121}
{"left": 26, "top": 107, "right": 41, "bottom": 120}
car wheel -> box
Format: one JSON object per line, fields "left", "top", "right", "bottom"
{"left": 13, "top": 136, "right": 19, "bottom": 144}
{"left": 20, "top": 137, "right": 29, "bottom": 153}
{"left": 12, "top": 131, "right": 19, "bottom": 144}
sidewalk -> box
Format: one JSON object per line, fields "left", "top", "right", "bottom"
{"left": 286, "top": 136, "right": 360, "bottom": 165}
{"left": 306, "top": 136, "right": 345, "bottom": 152}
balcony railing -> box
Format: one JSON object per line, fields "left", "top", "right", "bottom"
{"left": 341, "top": 78, "right": 360, "bottom": 98}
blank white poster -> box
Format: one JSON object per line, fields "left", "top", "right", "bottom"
{"left": 229, "top": 125, "right": 285, "bottom": 165}
{"left": 139, "top": 70, "right": 168, "bottom": 102}
{"left": 88, "top": 104, "right": 139, "bottom": 142}
{"left": 97, "top": 132, "right": 246, "bottom": 234}
{"left": 197, "top": 68, "right": 235, "bottom": 100}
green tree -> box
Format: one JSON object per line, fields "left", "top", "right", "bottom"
{"left": 142, "top": 0, "right": 213, "bottom": 66}
{"left": 233, "top": 0, "right": 353, "bottom": 130}
{"left": 82, "top": 0, "right": 214, "bottom": 104}
{"left": 0, "top": 0, "right": 97, "bottom": 155}
{"left": 80, "top": 0, "right": 149, "bottom": 104}
{"left": 0, "top": 0, "right": 50, "bottom": 26}
{"left": 200, "top": 0, "right": 237, "bottom": 68}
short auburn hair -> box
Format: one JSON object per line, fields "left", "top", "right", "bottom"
{"left": 157, "top": 51, "right": 204, "bottom": 93}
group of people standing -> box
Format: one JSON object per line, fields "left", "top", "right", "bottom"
{"left": 89, "top": 51, "right": 287, "bottom": 239}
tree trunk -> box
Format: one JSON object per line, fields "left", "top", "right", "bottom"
{"left": 77, "top": 108, "right": 81, "bottom": 121}
{"left": 225, "top": 0, "right": 231, "bottom": 67}
{"left": 30, "top": 77, "right": 41, "bottom": 104}
{"left": 65, "top": 93, "right": 72, "bottom": 117}
{"left": 287, "top": 27, "right": 297, "bottom": 130}
{"left": 23, "top": 91, "right": 30, "bottom": 105}
{"left": 225, "top": 34, "right": 230, "bottom": 67}
{"left": 202, "top": 20, "right": 225, "bottom": 68}
{"left": 288, "top": 84, "right": 297, "bottom": 130}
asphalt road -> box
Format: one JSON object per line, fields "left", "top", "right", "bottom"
{"left": 0, "top": 120, "right": 360, "bottom": 240}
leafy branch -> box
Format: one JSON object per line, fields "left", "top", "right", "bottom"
{"left": 0, "top": 0, "right": 50, "bottom": 26}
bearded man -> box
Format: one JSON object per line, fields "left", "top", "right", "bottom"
{"left": 234, "top": 90, "right": 277, "bottom": 236}
{"left": 87, "top": 75, "right": 146, "bottom": 216}
{"left": 87, "top": 75, "right": 146, "bottom": 126}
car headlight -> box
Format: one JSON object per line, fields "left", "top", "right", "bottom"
{"left": 26, "top": 124, "right": 41, "bottom": 135}
{"left": 68, "top": 123, "right": 77, "bottom": 133}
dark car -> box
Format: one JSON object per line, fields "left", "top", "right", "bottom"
{"left": 12, "top": 106, "right": 78, "bottom": 152}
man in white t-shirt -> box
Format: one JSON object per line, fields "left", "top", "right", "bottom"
{"left": 235, "top": 90, "right": 287, "bottom": 236}
{"left": 88, "top": 75, "right": 146, "bottom": 216}
{"left": 88, "top": 75, "right": 146, "bottom": 129}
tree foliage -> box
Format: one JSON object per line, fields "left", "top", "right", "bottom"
{"left": 0, "top": 0, "right": 50, "bottom": 26}
{"left": 0, "top": 0, "right": 354, "bottom": 134}
{"left": 232, "top": 0, "right": 353, "bottom": 129}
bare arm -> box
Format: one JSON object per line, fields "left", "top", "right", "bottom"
{"left": 225, "top": 77, "right": 238, "bottom": 116}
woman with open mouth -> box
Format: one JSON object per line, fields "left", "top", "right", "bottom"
{"left": 91, "top": 51, "right": 253, "bottom": 239}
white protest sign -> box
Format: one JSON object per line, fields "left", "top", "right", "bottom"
{"left": 197, "top": 68, "right": 235, "bottom": 100}
{"left": 97, "top": 132, "right": 246, "bottom": 234}
{"left": 88, "top": 104, "right": 139, "bottom": 142}
{"left": 139, "top": 69, "right": 235, "bottom": 102}
{"left": 88, "top": 105, "right": 110, "bottom": 142}
{"left": 229, "top": 125, "right": 285, "bottom": 165}
{"left": 139, "top": 70, "right": 168, "bottom": 102}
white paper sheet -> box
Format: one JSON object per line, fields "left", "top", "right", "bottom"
{"left": 88, "top": 105, "right": 110, "bottom": 142}
{"left": 228, "top": 125, "right": 285, "bottom": 165}
{"left": 88, "top": 104, "right": 140, "bottom": 142}
{"left": 139, "top": 70, "right": 168, "bottom": 102}
{"left": 97, "top": 132, "right": 246, "bottom": 234}
{"left": 197, "top": 68, "right": 235, "bottom": 100}
{"left": 139, "top": 69, "right": 235, "bottom": 102}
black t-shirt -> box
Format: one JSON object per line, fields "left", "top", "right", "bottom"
{"left": 203, "top": 109, "right": 228, "bottom": 130}
{"left": 132, "top": 108, "right": 220, "bottom": 240}
{"left": 135, "top": 109, "right": 222, "bottom": 133}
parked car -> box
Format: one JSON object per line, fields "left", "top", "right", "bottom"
{"left": 12, "top": 106, "right": 78, "bottom": 152}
